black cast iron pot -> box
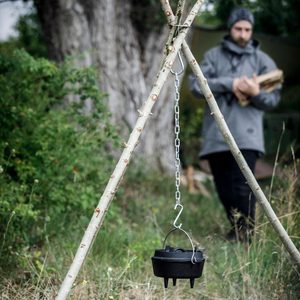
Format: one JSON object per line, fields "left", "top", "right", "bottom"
{"left": 152, "top": 245, "right": 205, "bottom": 288}
{"left": 151, "top": 246, "right": 205, "bottom": 288}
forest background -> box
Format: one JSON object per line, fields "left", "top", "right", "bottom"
{"left": 0, "top": 0, "right": 299, "bottom": 299}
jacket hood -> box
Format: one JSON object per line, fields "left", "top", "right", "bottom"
{"left": 221, "top": 34, "right": 260, "bottom": 55}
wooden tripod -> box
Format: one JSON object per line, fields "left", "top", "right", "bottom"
{"left": 56, "top": 1, "right": 300, "bottom": 299}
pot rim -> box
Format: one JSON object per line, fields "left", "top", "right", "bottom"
{"left": 152, "top": 256, "right": 205, "bottom": 263}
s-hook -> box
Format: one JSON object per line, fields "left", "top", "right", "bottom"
{"left": 173, "top": 203, "right": 183, "bottom": 229}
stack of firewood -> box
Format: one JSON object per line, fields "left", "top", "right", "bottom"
{"left": 239, "top": 69, "right": 283, "bottom": 106}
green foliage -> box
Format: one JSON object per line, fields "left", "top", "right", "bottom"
{"left": 15, "top": 11, "right": 48, "bottom": 57}
{"left": 200, "top": 0, "right": 300, "bottom": 38}
{"left": 77, "top": 160, "right": 300, "bottom": 299}
{"left": 130, "top": 0, "right": 166, "bottom": 47}
{"left": 180, "top": 106, "right": 204, "bottom": 166}
{"left": 2, "top": 158, "right": 299, "bottom": 299}
{"left": 0, "top": 49, "right": 118, "bottom": 267}
{"left": 254, "top": 0, "right": 300, "bottom": 38}
{"left": 0, "top": 10, "right": 47, "bottom": 58}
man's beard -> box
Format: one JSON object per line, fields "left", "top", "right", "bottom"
{"left": 236, "top": 38, "right": 248, "bottom": 47}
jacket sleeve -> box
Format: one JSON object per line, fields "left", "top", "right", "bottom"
{"left": 249, "top": 53, "right": 281, "bottom": 111}
{"left": 250, "top": 89, "right": 281, "bottom": 111}
{"left": 188, "top": 49, "right": 233, "bottom": 98}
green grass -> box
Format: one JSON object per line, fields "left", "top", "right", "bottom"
{"left": 0, "top": 159, "right": 299, "bottom": 299}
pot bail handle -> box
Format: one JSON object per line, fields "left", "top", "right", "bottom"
{"left": 162, "top": 227, "right": 197, "bottom": 264}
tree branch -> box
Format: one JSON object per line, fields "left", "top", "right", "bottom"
{"left": 164, "top": 0, "right": 186, "bottom": 55}
{"left": 55, "top": 1, "right": 203, "bottom": 299}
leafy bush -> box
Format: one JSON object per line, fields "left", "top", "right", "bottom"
{"left": 0, "top": 50, "right": 118, "bottom": 267}
{"left": 0, "top": 10, "right": 47, "bottom": 59}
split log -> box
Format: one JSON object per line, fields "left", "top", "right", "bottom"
{"left": 239, "top": 69, "right": 283, "bottom": 106}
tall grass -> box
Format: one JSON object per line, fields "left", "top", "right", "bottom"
{"left": 0, "top": 158, "right": 299, "bottom": 299}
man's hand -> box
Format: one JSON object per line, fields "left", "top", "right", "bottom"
{"left": 233, "top": 78, "right": 248, "bottom": 103}
{"left": 232, "top": 75, "right": 260, "bottom": 106}
{"left": 237, "top": 75, "right": 260, "bottom": 97}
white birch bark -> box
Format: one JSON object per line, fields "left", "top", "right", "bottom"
{"left": 161, "top": 0, "right": 300, "bottom": 267}
{"left": 55, "top": 2, "right": 203, "bottom": 299}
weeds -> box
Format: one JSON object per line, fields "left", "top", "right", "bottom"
{"left": 0, "top": 157, "right": 299, "bottom": 299}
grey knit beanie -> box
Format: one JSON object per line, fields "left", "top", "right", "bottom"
{"left": 227, "top": 7, "right": 254, "bottom": 29}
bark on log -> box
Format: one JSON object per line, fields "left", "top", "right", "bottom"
{"left": 239, "top": 69, "right": 284, "bottom": 106}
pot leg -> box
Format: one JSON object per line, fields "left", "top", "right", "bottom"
{"left": 190, "top": 278, "right": 195, "bottom": 288}
{"left": 172, "top": 278, "right": 177, "bottom": 286}
{"left": 164, "top": 277, "right": 169, "bottom": 288}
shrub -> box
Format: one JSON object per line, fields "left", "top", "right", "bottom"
{"left": 0, "top": 50, "right": 118, "bottom": 267}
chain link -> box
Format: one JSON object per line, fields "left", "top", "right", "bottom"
{"left": 174, "top": 71, "right": 181, "bottom": 205}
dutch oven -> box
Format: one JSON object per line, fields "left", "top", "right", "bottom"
{"left": 151, "top": 228, "right": 205, "bottom": 288}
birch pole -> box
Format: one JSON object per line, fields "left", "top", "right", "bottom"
{"left": 55, "top": 2, "right": 203, "bottom": 299}
{"left": 161, "top": 0, "right": 300, "bottom": 267}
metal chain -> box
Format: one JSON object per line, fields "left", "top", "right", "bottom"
{"left": 174, "top": 71, "right": 181, "bottom": 206}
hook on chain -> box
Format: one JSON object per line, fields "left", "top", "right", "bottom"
{"left": 173, "top": 203, "right": 183, "bottom": 229}
{"left": 171, "top": 51, "right": 185, "bottom": 76}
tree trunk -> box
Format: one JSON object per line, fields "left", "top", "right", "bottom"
{"left": 35, "top": 0, "right": 175, "bottom": 172}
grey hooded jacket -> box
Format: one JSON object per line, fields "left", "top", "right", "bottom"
{"left": 189, "top": 35, "right": 281, "bottom": 158}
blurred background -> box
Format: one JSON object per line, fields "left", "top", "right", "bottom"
{"left": 0, "top": 1, "right": 299, "bottom": 299}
